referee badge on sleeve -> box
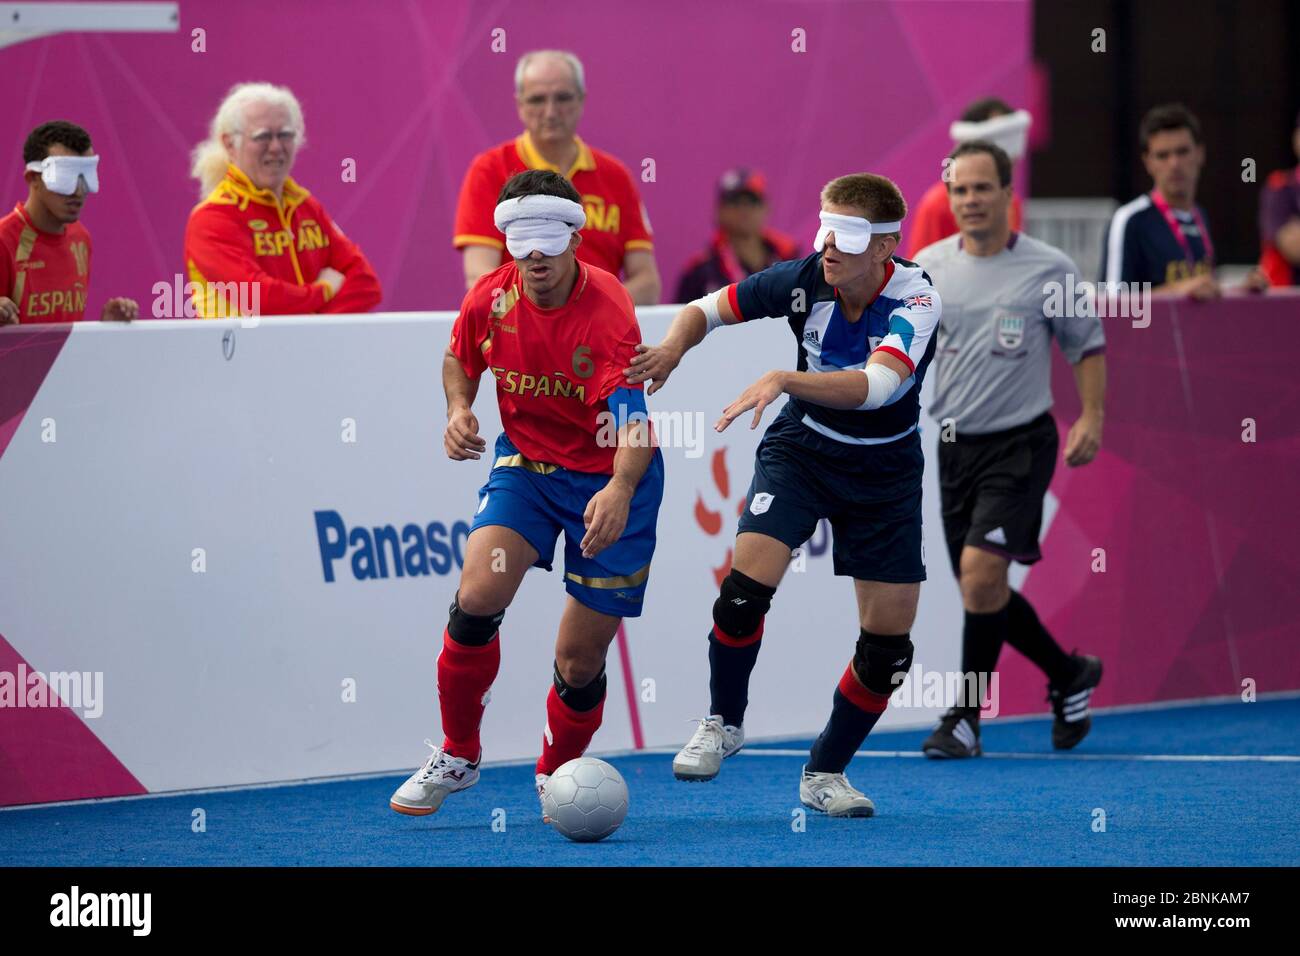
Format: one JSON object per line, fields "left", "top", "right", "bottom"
{"left": 995, "top": 315, "right": 1025, "bottom": 350}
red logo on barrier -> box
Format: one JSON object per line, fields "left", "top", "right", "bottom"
{"left": 693, "top": 447, "right": 747, "bottom": 589}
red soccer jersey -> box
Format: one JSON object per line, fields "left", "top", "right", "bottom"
{"left": 906, "top": 180, "right": 1023, "bottom": 258}
{"left": 449, "top": 260, "right": 644, "bottom": 474}
{"left": 453, "top": 133, "right": 654, "bottom": 278}
{"left": 0, "top": 202, "right": 92, "bottom": 323}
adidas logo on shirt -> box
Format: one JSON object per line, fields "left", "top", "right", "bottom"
{"left": 984, "top": 527, "right": 1008, "bottom": 545}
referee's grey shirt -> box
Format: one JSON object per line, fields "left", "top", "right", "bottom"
{"left": 912, "top": 232, "right": 1105, "bottom": 436}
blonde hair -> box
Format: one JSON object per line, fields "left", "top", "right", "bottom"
{"left": 190, "top": 82, "right": 306, "bottom": 197}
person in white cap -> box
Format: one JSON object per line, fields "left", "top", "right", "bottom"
{"left": 628, "top": 173, "right": 941, "bottom": 818}
{"left": 906, "top": 97, "right": 1031, "bottom": 258}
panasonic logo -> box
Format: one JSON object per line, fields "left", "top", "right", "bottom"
{"left": 314, "top": 510, "right": 471, "bottom": 582}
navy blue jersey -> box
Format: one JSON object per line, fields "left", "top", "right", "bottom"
{"left": 1100, "top": 194, "right": 1214, "bottom": 287}
{"left": 725, "top": 252, "right": 941, "bottom": 444}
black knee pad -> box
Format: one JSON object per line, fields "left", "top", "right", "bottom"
{"left": 553, "top": 662, "right": 607, "bottom": 712}
{"left": 712, "top": 569, "right": 777, "bottom": 638}
{"left": 447, "top": 593, "right": 505, "bottom": 646}
{"left": 852, "top": 629, "right": 915, "bottom": 696}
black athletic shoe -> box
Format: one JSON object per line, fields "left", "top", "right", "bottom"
{"left": 921, "top": 707, "right": 982, "bottom": 758}
{"left": 1048, "top": 654, "right": 1103, "bottom": 750}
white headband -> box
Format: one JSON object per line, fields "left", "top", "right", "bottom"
{"left": 494, "top": 194, "right": 587, "bottom": 258}
{"left": 949, "top": 109, "right": 1032, "bottom": 160}
{"left": 813, "top": 211, "right": 902, "bottom": 255}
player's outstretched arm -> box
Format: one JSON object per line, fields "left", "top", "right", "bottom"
{"left": 443, "top": 348, "right": 486, "bottom": 461}
{"left": 624, "top": 303, "right": 704, "bottom": 395}
{"left": 625, "top": 288, "right": 738, "bottom": 395}
{"left": 715, "top": 352, "right": 912, "bottom": 432}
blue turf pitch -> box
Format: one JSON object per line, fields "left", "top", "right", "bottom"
{"left": 4, "top": 698, "right": 1298, "bottom": 866}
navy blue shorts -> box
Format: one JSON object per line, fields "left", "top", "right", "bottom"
{"left": 469, "top": 432, "right": 664, "bottom": 618}
{"left": 736, "top": 406, "right": 926, "bottom": 583}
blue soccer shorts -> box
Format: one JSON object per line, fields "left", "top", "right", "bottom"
{"left": 469, "top": 432, "right": 664, "bottom": 618}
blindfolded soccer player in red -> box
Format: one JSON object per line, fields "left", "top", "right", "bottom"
{"left": 390, "top": 170, "right": 663, "bottom": 822}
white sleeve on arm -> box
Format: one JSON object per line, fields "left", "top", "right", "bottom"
{"left": 856, "top": 363, "right": 902, "bottom": 410}
{"left": 693, "top": 289, "right": 726, "bottom": 333}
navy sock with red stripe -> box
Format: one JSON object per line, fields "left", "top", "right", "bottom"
{"left": 708, "top": 623, "right": 763, "bottom": 727}
{"left": 707, "top": 570, "right": 775, "bottom": 726}
{"left": 806, "top": 664, "right": 891, "bottom": 773}
{"left": 807, "top": 631, "right": 911, "bottom": 773}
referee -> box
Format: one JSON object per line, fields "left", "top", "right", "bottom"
{"left": 913, "top": 141, "right": 1106, "bottom": 757}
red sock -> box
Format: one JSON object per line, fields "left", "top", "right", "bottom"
{"left": 437, "top": 628, "right": 500, "bottom": 761}
{"left": 536, "top": 685, "right": 605, "bottom": 775}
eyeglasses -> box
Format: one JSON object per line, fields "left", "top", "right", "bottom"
{"left": 520, "top": 92, "right": 580, "bottom": 109}
{"left": 245, "top": 129, "right": 298, "bottom": 146}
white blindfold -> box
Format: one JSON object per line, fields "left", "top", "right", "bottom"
{"left": 25, "top": 154, "right": 99, "bottom": 195}
{"left": 813, "top": 211, "right": 902, "bottom": 255}
{"left": 494, "top": 195, "right": 586, "bottom": 258}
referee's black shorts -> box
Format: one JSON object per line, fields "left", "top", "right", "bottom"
{"left": 938, "top": 411, "right": 1058, "bottom": 573}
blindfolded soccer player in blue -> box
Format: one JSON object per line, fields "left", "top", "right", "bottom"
{"left": 629, "top": 173, "right": 940, "bottom": 817}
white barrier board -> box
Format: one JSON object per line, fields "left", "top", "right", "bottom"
{"left": 0, "top": 310, "right": 965, "bottom": 795}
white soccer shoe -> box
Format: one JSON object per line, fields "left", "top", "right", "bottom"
{"left": 673, "top": 715, "right": 745, "bottom": 781}
{"left": 536, "top": 773, "right": 551, "bottom": 824}
{"left": 799, "top": 766, "right": 875, "bottom": 818}
{"left": 389, "top": 741, "right": 480, "bottom": 816}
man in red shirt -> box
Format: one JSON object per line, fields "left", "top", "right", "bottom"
{"left": 453, "top": 50, "right": 660, "bottom": 304}
{"left": 184, "top": 83, "right": 381, "bottom": 317}
{"left": 906, "top": 98, "right": 1028, "bottom": 258}
{"left": 391, "top": 170, "right": 663, "bottom": 821}
{"left": 0, "top": 121, "right": 137, "bottom": 325}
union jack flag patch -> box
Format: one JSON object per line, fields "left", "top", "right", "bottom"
{"left": 904, "top": 293, "right": 934, "bottom": 311}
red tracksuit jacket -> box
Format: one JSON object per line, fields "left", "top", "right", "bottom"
{"left": 183, "top": 164, "right": 381, "bottom": 316}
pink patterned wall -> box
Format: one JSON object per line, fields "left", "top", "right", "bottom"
{"left": 0, "top": 0, "right": 1032, "bottom": 312}
{"left": 999, "top": 294, "right": 1300, "bottom": 714}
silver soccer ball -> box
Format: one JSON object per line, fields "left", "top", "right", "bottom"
{"left": 542, "top": 757, "right": 629, "bottom": 842}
